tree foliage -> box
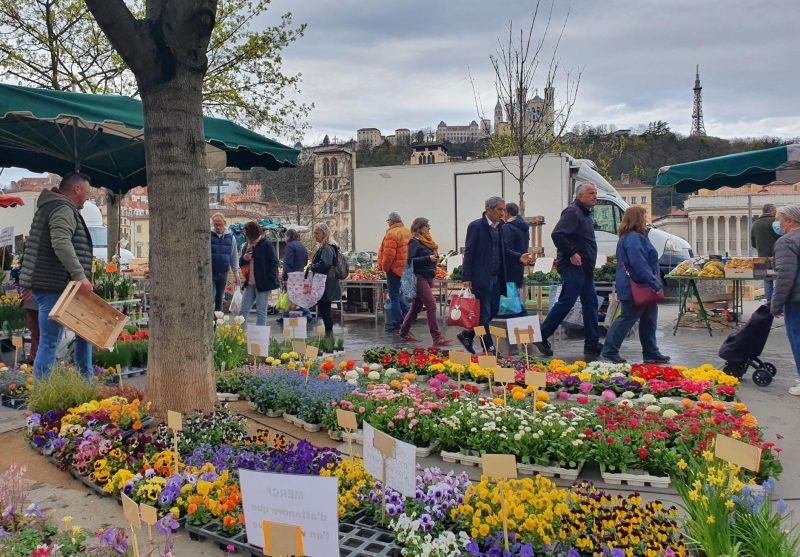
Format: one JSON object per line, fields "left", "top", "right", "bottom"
{"left": 0, "top": 0, "right": 310, "bottom": 137}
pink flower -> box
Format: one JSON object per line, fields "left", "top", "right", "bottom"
{"left": 358, "top": 406, "right": 366, "bottom": 413}
{"left": 435, "top": 390, "right": 446, "bottom": 399}
{"left": 577, "top": 396, "right": 589, "bottom": 404}
{"left": 579, "top": 382, "right": 593, "bottom": 394}
{"left": 409, "top": 419, "right": 418, "bottom": 429}
{"left": 600, "top": 390, "right": 617, "bottom": 402}
{"left": 387, "top": 421, "right": 395, "bottom": 428}
{"left": 558, "top": 391, "right": 570, "bottom": 400}
{"left": 429, "top": 379, "right": 442, "bottom": 389}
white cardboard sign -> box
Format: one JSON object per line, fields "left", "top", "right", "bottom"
{"left": 239, "top": 469, "right": 338, "bottom": 557}
{"left": 446, "top": 254, "right": 464, "bottom": 275}
{"left": 532, "top": 257, "right": 554, "bottom": 274}
{"left": 506, "top": 316, "right": 542, "bottom": 344}
{"left": 282, "top": 317, "right": 307, "bottom": 339}
{"left": 247, "top": 325, "right": 270, "bottom": 356}
{"left": 362, "top": 422, "right": 416, "bottom": 497}
{"left": 0, "top": 226, "right": 13, "bottom": 248}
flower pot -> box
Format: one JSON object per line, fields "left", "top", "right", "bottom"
{"left": 342, "top": 430, "right": 364, "bottom": 445}
{"left": 302, "top": 420, "right": 321, "bottom": 433}
{"left": 439, "top": 450, "right": 482, "bottom": 467}
{"left": 414, "top": 441, "right": 439, "bottom": 458}
{"left": 328, "top": 429, "right": 343, "bottom": 441}
{"left": 263, "top": 408, "right": 283, "bottom": 418}
{"left": 517, "top": 461, "right": 584, "bottom": 481}
{"left": 414, "top": 374, "right": 428, "bottom": 382}
{"left": 599, "top": 465, "right": 671, "bottom": 488}
{"left": 283, "top": 412, "right": 301, "bottom": 426}
{"left": 216, "top": 392, "right": 239, "bottom": 402}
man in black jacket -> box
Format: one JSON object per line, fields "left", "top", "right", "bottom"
{"left": 535, "top": 182, "right": 602, "bottom": 358}
{"left": 750, "top": 203, "right": 779, "bottom": 303}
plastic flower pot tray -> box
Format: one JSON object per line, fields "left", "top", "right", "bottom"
{"left": 68, "top": 468, "right": 109, "bottom": 498}
{"left": 186, "top": 520, "right": 254, "bottom": 555}
{"left": 119, "top": 366, "right": 147, "bottom": 378}
{"left": 48, "top": 280, "right": 129, "bottom": 350}
{"left": 1, "top": 395, "right": 28, "bottom": 409}
{"left": 440, "top": 450, "right": 482, "bottom": 467}
{"left": 517, "top": 461, "right": 584, "bottom": 481}
{"left": 301, "top": 419, "right": 322, "bottom": 433}
{"left": 341, "top": 430, "right": 436, "bottom": 458}
{"left": 465, "top": 381, "right": 490, "bottom": 392}
{"left": 283, "top": 412, "right": 303, "bottom": 427}
{"left": 599, "top": 466, "right": 671, "bottom": 488}
{"left": 216, "top": 392, "right": 239, "bottom": 402}
{"left": 120, "top": 416, "right": 154, "bottom": 439}
{"left": 339, "top": 521, "right": 402, "bottom": 557}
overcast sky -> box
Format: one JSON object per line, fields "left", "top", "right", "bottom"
{"left": 2, "top": 0, "right": 798, "bottom": 185}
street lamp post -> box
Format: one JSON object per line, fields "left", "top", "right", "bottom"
{"left": 747, "top": 194, "right": 753, "bottom": 257}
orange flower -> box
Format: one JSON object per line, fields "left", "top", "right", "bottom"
{"left": 133, "top": 420, "right": 142, "bottom": 430}
{"left": 223, "top": 515, "right": 236, "bottom": 528}
{"left": 731, "top": 402, "right": 748, "bottom": 413}
{"left": 404, "top": 373, "right": 416, "bottom": 382}
{"left": 238, "top": 513, "right": 246, "bottom": 525}
{"left": 741, "top": 414, "right": 758, "bottom": 429}
{"left": 187, "top": 503, "right": 198, "bottom": 515}
{"left": 105, "top": 264, "right": 118, "bottom": 273}
{"left": 699, "top": 393, "right": 713, "bottom": 402}
{"left": 680, "top": 398, "right": 694, "bottom": 408}
{"left": 389, "top": 380, "right": 402, "bottom": 389}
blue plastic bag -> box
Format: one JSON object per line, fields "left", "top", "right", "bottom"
{"left": 499, "top": 282, "right": 522, "bottom": 315}
{"left": 400, "top": 263, "right": 417, "bottom": 302}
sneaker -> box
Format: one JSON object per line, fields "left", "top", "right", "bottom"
{"left": 457, "top": 332, "right": 475, "bottom": 354}
{"left": 433, "top": 337, "right": 453, "bottom": 347}
{"left": 584, "top": 343, "right": 604, "bottom": 358}
{"left": 643, "top": 354, "right": 671, "bottom": 364}
{"left": 534, "top": 339, "right": 553, "bottom": 357}
{"left": 602, "top": 353, "right": 627, "bottom": 364}
{"left": 789, "top": 381, "right": 800, "bottom": 396}
{"left": 399, "top": 332, "right": 419, "bottom": 343}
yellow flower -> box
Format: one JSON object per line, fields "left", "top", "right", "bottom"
{"left": 677, "top": 459, "right": 688, "bottom": 471}
{"left": 707, "top": 515, "right": 715, "bottom": 524}
{"left": 725, "top": 499, "right": 735, "bottom": 510}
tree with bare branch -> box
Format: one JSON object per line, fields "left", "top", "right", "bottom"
{"left": 476, "top": 1, "right": 580, "bottom": 215}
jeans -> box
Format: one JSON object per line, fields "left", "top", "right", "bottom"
{"left": 400, "top": 276, "right": 442, "bottom": 341}
{"left": 317, "top": 300, "right": 333, "bottom": 336}
{"left": 463, "top": 277, "right": 501, "bottom": 350}
{"left": 239, "top": 284, "right": 269, "bottom": 328}
{"left": 784, "top": 301, "right": 800, "bottom": 375}
{"left": 385, "top": 271, "right": 408, "bottom": 328}
{"left": 602, "top": 301, "right": 661, "bottom": 358}
{"left": 33, "top": 291, "right": 92, "bottom": 381}
{"left": 212, "top": 274, "right": 227, "bottom": 312}
{"left": 764, "top": 280, "right": 774, "bottom": 303}
{"left": 540, "top": 265, "right": 600, "bottom": 349}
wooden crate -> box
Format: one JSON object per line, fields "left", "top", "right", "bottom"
{"left": 49, "top": 281, "right": 129, "bottom": 349}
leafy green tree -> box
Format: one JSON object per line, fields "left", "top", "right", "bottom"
{"left": 0, "top": 0, "right": 310, "bottom": 136}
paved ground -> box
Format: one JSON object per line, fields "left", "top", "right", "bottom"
{"left": 1, "top": 299, "right": 798, "bottom": 554}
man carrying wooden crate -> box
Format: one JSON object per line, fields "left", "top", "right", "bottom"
{"left": 19, "top": 172, "right": 94, "bottom": 380}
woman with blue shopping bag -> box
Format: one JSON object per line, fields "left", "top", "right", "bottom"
{"left": 398, "top": 217, "right": 452, "bottom": 346}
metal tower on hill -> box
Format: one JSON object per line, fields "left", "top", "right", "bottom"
{"left": 690, "top": 64, "right": 706, "bottom": 136}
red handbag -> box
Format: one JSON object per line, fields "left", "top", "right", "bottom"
{"left": 447, "top": 288, "right": 481, "bottom": 329}
{"left": 622, "top": 262, "right": 665, "bottom": 306}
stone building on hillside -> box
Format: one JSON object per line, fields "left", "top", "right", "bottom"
{"left": 357, "top": 128, "right": 382, "bottom": 149}
{"left": 435, "top": 120, "right": 486, "bottom": 143}
{"left": 313, "top": 147, "right": 356, "bottom": 250}
{"left": 410, "top": 144, "right": 448, "bottom": 165}
{"left": 612, "top": 174, "right": 652, "bottom": 218}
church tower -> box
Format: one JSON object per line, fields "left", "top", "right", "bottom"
{"left": 493, "top": 98, "right": 503, "bottom": 133}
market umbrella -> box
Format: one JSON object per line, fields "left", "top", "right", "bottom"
{"left": 656, "top": 144, "right": 800, "bottom": 193}
{"left": 0, "top": 83, "right": 299, "bottom": 193}
{"left": 0, "top": 194, "right": 24, "bottom": 208}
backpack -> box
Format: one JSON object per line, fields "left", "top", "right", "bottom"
{"left": 333, "top": 245, "right": 349, "bottom": 280}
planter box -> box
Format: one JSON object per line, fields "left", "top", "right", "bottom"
{"left": 1, "top": 395, "right": 28, "bottom": 410}
{"left": 415, "top": 374, "right": 428, "bottom": 382}
{"left": 121, "top": 416, "right": 154, "bottom": 439}
{"left": 517, "top": 461, "right": 584, "bottom": 481}
{"left": 328, "top": 429, "right": 343, "bottom": 441}
{"left": 414, "top": 441, "right": 439, "bottom": 458}
{"left": 283, "top": 412, "right": 303, "bottom": 427}
{"left": 440, "top": 450, "right": 482, "bottom": 467}
{"left": 301, "top": 420, "right": 322, "bottom": 433}
{"left": 186, "top": 520, "right": 251, "bottom": 554}
{"left": 599, "top": 466, "right": 671, "bottom": 488}
{"left": 262, "top": 408, "right": 283, "bottom": 418}
{"left": 216, "top": 392, "right": 239, "bottom": 402}
{"left": 48, "top": 281, "right": 129, "bottom": 349}
{"left": 465, "top": 381, "right": 489, "bottom": 392}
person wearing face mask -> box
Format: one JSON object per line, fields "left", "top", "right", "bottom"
{"left": 770, "top": 205, "right": 800, "bottom": 396}
{"left": 750, "top": 203, "right": 780, "bottom": 303}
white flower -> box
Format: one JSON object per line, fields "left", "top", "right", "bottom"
{"left": 385, "top": 368, "right": 399, "bottom": 376}
{"left": 659, "top": 397, "right": 675, "bottom": 405}
{"left": 370, "top": 363, "right": 382, "bottom": 371}
{"left": 344, "top": 370, "right": 359, "bottom": 381}
{"left": 367, "top": 371, "right": 381, "bottom": 380}
{"left": 662, "top": 409, "right": 678, "bottom": 419}
{"left": 214, "top": 311, "right": 224, "bottom": 319}
{"left": 618, "top": 399, "right": 633, "bottom": 407}
{"left": 621, "top": 390, "right": 635, "bottom": 399}
{"left": 641, "top": 394, "right": 657, "bottom": 404}
{"left": 330, "top": 375, "right": 341, "bottom": 381}
{"left": 645, "top": 404, "right": 662, "bottom": 414}
{"left": 234, "top": 315, "right": 245, "bottom": 325}
{"left": 215, "top": 318, "right": 224, "bottom": 326}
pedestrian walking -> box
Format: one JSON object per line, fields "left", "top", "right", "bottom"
{"left": 457, "top": 197, "right": 532, "bottom": 354}
{"left": 535, "top": 182, "right": 603, "bottom": 359}
{"left": 377, "top": 212, "right": 412, "bottom": 331}
{"left": 769, "top": 204, "right": 800, "bottom": 395}
{"left": 750, "top": 203, "right": 780, "bottom": 303}
{"left": 210, "top": 213, "right": 240, "bottom": 312}
{"left": 399, "top": 217, "right": 452, "bottom": 346}
{"left": 503, "top": 202, "right": 530, "bottom": 291}
{"left": 238, "top": 221, "right": 279, "bottom": 328}
{"left": 310, "top": 223, "right": 342, "bottom": 337}
{"left": 281, "top": 228, "right": 312, "bottom": 319}
{"left": 19, "top": 172, "right": 94, "bottom": 380}
{"left": 601, "top": 206, "right": 670, "bottom": 364}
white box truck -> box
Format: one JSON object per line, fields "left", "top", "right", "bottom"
{"left": 352, "top": 153, "right": 691, "bottom": 274}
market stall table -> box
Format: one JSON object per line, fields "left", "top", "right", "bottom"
{"left": 666, "top": 274, "right": 774, "bottom": 336}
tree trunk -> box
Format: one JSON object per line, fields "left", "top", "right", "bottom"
{"left": 106, "top": 192, "right": 120, "bottom": 261}
{"left": 143, "top": 66, "right": 216, "bottom": 415}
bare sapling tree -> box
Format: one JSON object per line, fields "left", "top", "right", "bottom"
{"left": 84, "top": 0, "right": 218, "bottom": 415}
{"left": 475, "top": 0, "right": 580, "bottom": 214}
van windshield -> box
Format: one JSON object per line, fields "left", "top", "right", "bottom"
{"left": 88, "top": 227, "right": 107, "bottom": 248}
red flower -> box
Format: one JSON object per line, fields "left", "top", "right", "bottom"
{"left": 605, "top": 437, "right": 614, "bottom": 444}
{"left": 637, "top": 447, "right": 649, "bottom": 459}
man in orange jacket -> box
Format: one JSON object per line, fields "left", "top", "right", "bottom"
{"left": 378, "top": 212, "right": 412, "bottom": 331}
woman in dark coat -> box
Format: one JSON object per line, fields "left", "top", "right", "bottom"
{"left": 601, "top": 206, "right": 670, "bottom": 364}
{"left": 238, "top": 221, "right": 279, "bottom": 328}
{"left": 281, "top": 228, "right": 311, "bottom": 319}
{"left": 310, "top": 223, "right": 342, "bottom": 337}
{"left": 399, "top": 217, "right": 452, "bottom": 346}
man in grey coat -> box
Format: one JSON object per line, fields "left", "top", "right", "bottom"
{"left": 20, "top": 172, "right": 95, "bottom": 380}
{"left": 770, "top": 204, "right": 800, "bottom": 396}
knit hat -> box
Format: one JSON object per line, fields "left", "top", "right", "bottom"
{"left": 387, "top": 212, "right": 402, "bottom": 223}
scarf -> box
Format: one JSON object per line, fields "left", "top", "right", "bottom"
{"left": 417, "top": 231, "right": 439, "bottom": 256}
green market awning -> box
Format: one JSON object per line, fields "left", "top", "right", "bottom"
{"left": 656, "top": 144, "right": 800, "bottom": 193}
{"left": 0, "top": 83, "right": 299, "bottom": 194}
